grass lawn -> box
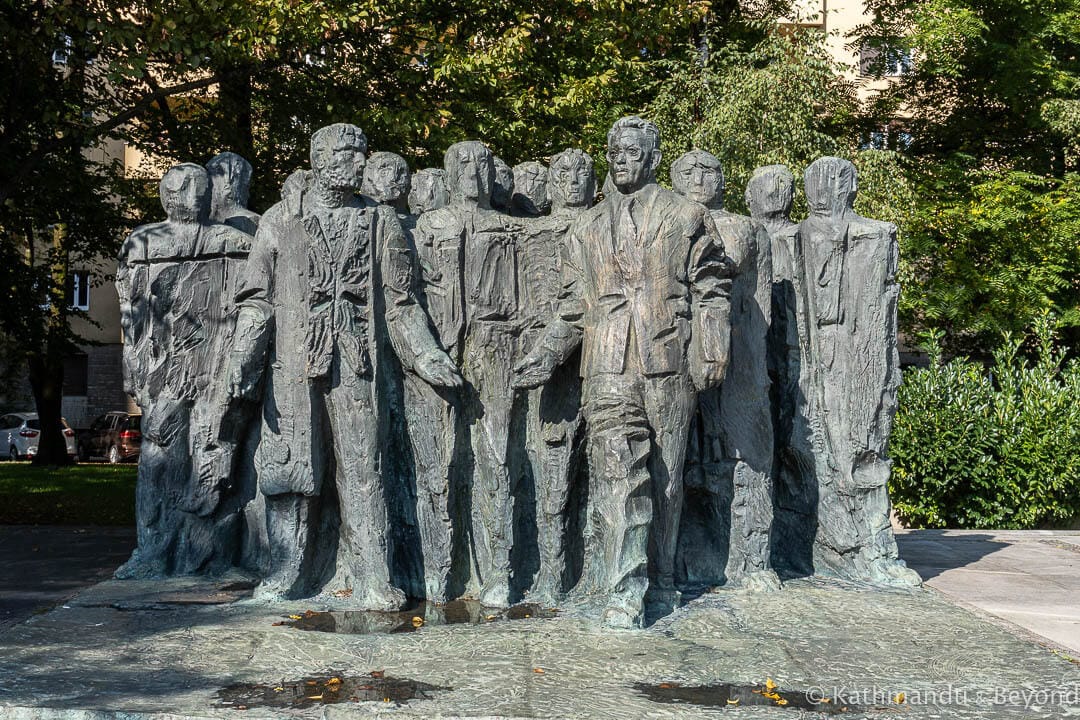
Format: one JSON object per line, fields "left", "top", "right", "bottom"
{"left": 0, "top": 462, "right": 136, "bottom": 526}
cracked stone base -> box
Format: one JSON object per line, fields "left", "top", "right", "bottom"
{"left": 2, "top": 575, "right": 1079, "bottom": 719}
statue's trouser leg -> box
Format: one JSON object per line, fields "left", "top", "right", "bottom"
{"left": 324, "top": 369, "right": 403, "bottom": 611}
{"left": 405, "top": 375, "right": 460, "bottom": 603}
{"left": 464, "top": 321, "right": 515, "bottom": 606}
{"left": 261, "top": 491, "right": 317, "bottom": 598}
{"left": 119, "top": 400, "right": 194, "bottom": 578}
{"left": 117, "top": 439, "right": 171, "bottom": 578}
{"left": 811, "top": 324, "right": 862, "bottom": 567}
{"left": 642, "top": 374, "right": 695, "bottom": 608}
{"left": 580, "top": 374, "right": 652, "bottom": 622}
{"left": 529, "top": 370, "right": 581, "bottom": 602}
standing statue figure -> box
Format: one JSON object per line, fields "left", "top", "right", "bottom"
{"left": 226, "top": 124, "right": 463, "bottom": 607}
{"left": 404, "top": 150, "right": 479, "bottom": 604}
{"left": 517, "top": 149, "right": 595, "bottom": 605}
{"left": 514, "top": 117, "right": 734, "bottom": 627}
{"left": 791, "top": 157, "right": 919, "bottom": 585}
{"left": 491, "top": 156, "right": 514, "bottom": 212}
{"left": 363, "top": 151, "right": 412, "bottom": 219}
{"left": 418, "top": 141, "right": 523, "bottom": 606}
{"left": 206, "top": 152, "right": 260, "bottom": 236}
{"left": 408, "top": 168, "right": 450, "bottom": 217}
{"left": 671, "top": 151, "right": 779, "bottom": 591}
{"left": 511, "top": 161, "right": 551, "bottom": 217}
{"left": 745, "top": 165, "right": 805, "bottom": 575}
{"left": 116, "top": 163, "right": 252, "bottom": 578}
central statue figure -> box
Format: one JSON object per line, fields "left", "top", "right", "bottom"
{"left": 514, "top": 117, "right": 734, "bottom": 627}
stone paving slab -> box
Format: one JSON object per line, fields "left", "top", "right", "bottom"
{"left": 897, "top": 529, "right": 1080, "bottom": 656}
{"left": 3, "top": 575, "right": 1080, "bottom": 719}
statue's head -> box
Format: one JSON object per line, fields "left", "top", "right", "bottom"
{"left": 804, "top": 156, "right": 857, "bottom": 218}
{"left": 549, "top": 149, "right": 595, "bottom": 210}
{"left": 491, "top": 156, "right": 514, "bottom": 210}
{"left": 408, "top": 168, "right": 450, "bottom": 215}
{"left": 310, "top": 123, "right": 367, "bottom": 193}
{"left": 205, "top": 152, "right": 252, "bottom": 212}
{"left": 671, "top": 150, "right": 724, "bottom": 209}
{"left": 512, "top": 161, "right": 550, "bottom": 216}
{"left": 444, "top": 141, "right": 494, "bottom": 207}
{"left": 606, "top": 116, "right": 662, "bottom": 194}
{"left": 745, "top": 164, "right": 795, "bottom": 222}
{"left": 160, "top": 163, "right": 210, "bottom": 223}
{"left": 362, "top": 151, "right": 411, "bottom": 205}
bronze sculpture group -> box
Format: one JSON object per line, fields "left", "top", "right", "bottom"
{"left": 116, "top": 117, "right": 919, "bottom": 630}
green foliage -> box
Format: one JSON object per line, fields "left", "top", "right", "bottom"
{"left": 890, "top": 317, "right": 1080, "bottom": 529}
{"left": 899, "top": 159, "right": 1080, "bottom": 353}
{"left": 123, "top": 0, "right": 719, "bottom": 210}
{"left": 855, "top": 0, "right": 1080, "bottom": 174}
{"left": 648, "top": 28, "right": 858, "bottom": 212}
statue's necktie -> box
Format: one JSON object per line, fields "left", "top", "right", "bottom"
{"left": 616, "top": 196, "right": 642, "bottom": 283}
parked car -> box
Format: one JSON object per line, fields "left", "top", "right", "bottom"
{"left": 1, "top": 412, "right": 78, "bottom": 461}
{"left": 77, "top": 411, "right": 142, "bottom": 463}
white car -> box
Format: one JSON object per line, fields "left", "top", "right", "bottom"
{"left": 1, "top": 412, "right": 78, "bottom": 461}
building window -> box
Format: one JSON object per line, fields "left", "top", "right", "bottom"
{"left": 860, "top": 125, "right": 914, "bottom": 151}
{"left": 67, "top": 270, "right": 90, "bottom": 311}
{"left": 52, "top": 34, "right": 72, "bottom": 66}
{"left": 63, "top": 354, "right": 89, "bottom": 396}
{"left": 860, "top": 42, "right": 913, "bottom": 77}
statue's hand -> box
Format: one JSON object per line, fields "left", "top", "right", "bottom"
{"left": 415, "top": 350, "right": 464, "bottom": 388}
{"left": 512, "top": 352, "right": 555, "bottom": 390}
{"left": 226, "top": 362, "right": 258, "bottom": 402}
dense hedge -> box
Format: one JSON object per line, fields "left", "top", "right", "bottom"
{"left": 889, "top": 320, "right": 1080, "bottom": 529}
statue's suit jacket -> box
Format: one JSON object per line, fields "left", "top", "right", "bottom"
{"left": 537, "top": 182, "right": 733, "bottom": 386}
{"left": 231, "top": 180, "right": 435, "bottom": 497}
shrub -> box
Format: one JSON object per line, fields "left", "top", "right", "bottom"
{"left": 889, "top": 317, "right": 1080, "bottom": 528}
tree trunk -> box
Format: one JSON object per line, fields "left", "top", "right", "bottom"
{"left": 29, "top": 223, "right": 72, "bottom": 466}
{"left": 27, "top": 350, "right": 70, "bottom": 466}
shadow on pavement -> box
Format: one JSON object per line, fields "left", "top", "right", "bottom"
{"left": 896, "top": 530, "right": 1009, "bottom": 582}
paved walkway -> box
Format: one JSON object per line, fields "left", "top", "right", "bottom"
{"left": 0, "top": 525, "right": 134, "bottom": 630}
{"left": 897, "top": 529, "right": 1080, "bottom": 656}
{"left": 1, "top": 525, "right": 1079, "bottom": 657}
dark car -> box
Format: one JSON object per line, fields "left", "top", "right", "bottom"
{"left": 78, "top": 412, "right": 141, "bottom": 463}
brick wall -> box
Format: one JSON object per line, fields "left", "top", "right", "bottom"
{"left": 62, "top": 343, "right": 128, "bottom": 428}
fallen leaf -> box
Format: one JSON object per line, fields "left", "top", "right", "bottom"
{"left": 289, "top": 615, "right": 303, "bottom": 620}
{"left": 485, "top": 614, "right": 497, "bottom": 621}
{"left": 726, "top": 698, "right": 739, "bottom": 705}
{"left": 271, "top": 621, "right": 284, "bottom": 626}
{"left": 306, "top": 694, "right": 323, "bottom": 700}
{"left": 332, "top": 588, "right": 353, "bottom": 598}
{"left": 236, "top": 705, "right": 247, "bottom": 711}
{"left": 370, "top": 670, "right": 385, "bottom": 679}
{"left": 383, "top": 697, "right": 391, "bottom": 703}
{"left": 327, "top": 677, "right": 342, "bottom": 686}
{"left": 894, "top": 692, "right": 906, "bottom": 704}
{"left": 775, "top": 698, "right": 789, "bottom": 706}
{"left": 533, "top": 668, "right": 545, "bottom": 674}
{"left": 306, "top": 680, "right": 318, "bottom": 686}
{"left": 411, "top": 616, "right": 424, "bottom": 627}
{"left": 273, "top": 687, "right": 284, "bottom": 692}
{"left": 765, "top": 678, "right": 778, "bottom": 692}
